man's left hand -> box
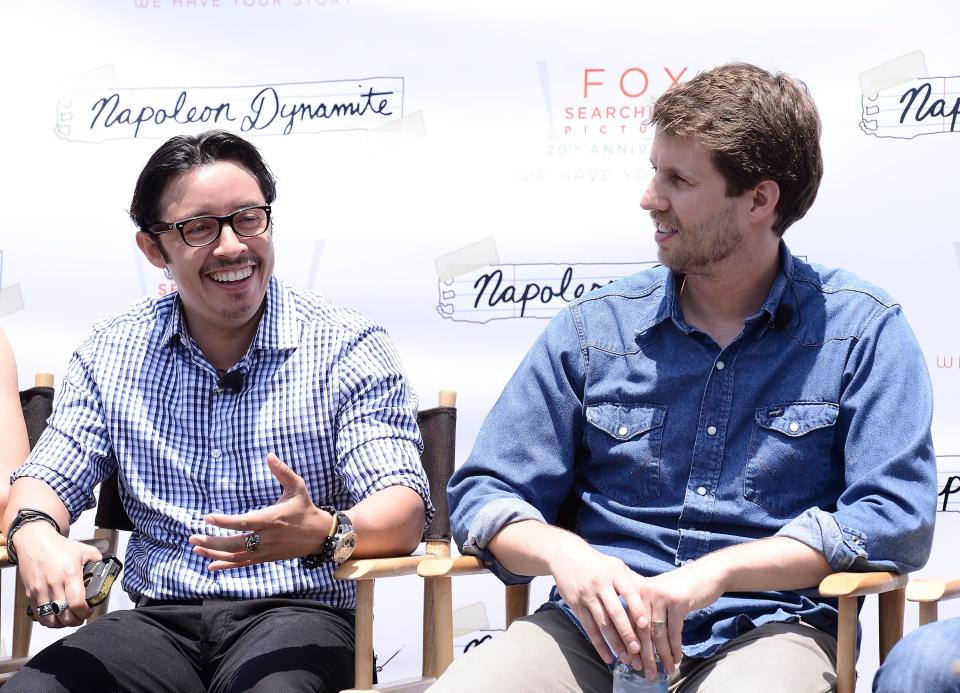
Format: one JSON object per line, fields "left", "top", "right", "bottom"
{"left": 633, "top": 562, "right": 725, "bottom": 672}
{"left": 188, "top": 453, "right": 330, "bottom": 571}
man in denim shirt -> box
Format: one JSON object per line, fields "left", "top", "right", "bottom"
{"left": 431, "top": 64, "right": 936, "bottom": 692}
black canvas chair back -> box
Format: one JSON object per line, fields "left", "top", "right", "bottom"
{"left": 417, "top": 405, "right": 457, "bottom": 545}
{"left": 19, "top": 384, "right": 53, "bottom": 451}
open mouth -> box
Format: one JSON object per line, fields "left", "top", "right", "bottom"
{"left": 654, "top": 221, "right": 679, "bottom": 243}
{"left": 208, "top": 266, "right": 254, "bottom": 283}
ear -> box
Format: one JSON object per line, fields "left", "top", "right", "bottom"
{"left": 747, "top": 180, "right": 780, "bottom": 226}
{"left": 136, "top": 231, "right": 168, "bottom": 270}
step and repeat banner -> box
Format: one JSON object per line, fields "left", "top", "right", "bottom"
{"left": 1, "top": 1, "right": 958, "bottom": 689}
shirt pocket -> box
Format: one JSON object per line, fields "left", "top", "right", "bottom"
{"left": 744, "top": 401, "right": 840, "bottom": 518}
{"left": 583, "top": 402, "right": 667, "bottom": 505}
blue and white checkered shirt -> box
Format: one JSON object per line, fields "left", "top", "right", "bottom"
{"left": 16, "top": 276, "right": 431, "bottom": 608}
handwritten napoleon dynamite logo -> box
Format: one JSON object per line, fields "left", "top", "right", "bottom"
{"left": 437, "top": 261, "right": 657, "bottom": 323}
{"left": 937, "top": 456, "right": 960, "bottom": 512}
{"left": 57, "top": 78, "right": 403, "bottom": 142}
{"left": 861, "top": 76, "right": 960, "bottom": 139}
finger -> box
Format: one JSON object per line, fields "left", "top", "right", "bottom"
{"left": 188, "top": 533, "right": 250, "bottom": 552}
{"left": 574, "top": 604, "right": 616, "bottom": 665}
{"left": 666, "top": 604, "right": 685, "bottom": 671}
{"left": 636, "top": 616, "right": 656, "bottom": 680}
{"left": 619, "top": 574, "right": 649, "bottom": 631}
{"left": 598, "top": 590, "right": 640, "bottom": 660}
{"left": 204, "top": 509, "right": 263, "bottom": 531}
{"left": 65, "top": 568, "right": 93, "bottom": 624}
{"left": 266, "top": 453, "right": 305, "bottom": 493}
{"left": 191, "top": 544, "right": 249, "bottom": 563}
{"left": 649, "top": 612, "right": 674, "bottom": 674}
{"left": 207, "top": 557, "right": 259, "bottom": 572}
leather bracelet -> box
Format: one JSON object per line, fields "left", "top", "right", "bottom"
{"left": 6, "top": 508, "right": 62, "bottom": 566}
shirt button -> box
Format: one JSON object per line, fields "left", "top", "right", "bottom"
{"left": 617, "top": 425, "right": 629, "bottom": 438}
{"left": 715, "top": 361, "right": 725, "bottom": 371}
{"left": 706, "top": 425, "right": 717, "bottom": 436}
{"left": 789, "top": 422, "right": 800, "bottom": 433}
{"left": 697, "top": 486, "right": 707, "bottom": 496}
{"left": 211, "top": 449, "right": 222, "bottom": 459}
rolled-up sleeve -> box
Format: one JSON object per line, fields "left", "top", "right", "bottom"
{"left": 448, "top": 308, "right": 586, "bottom": 584}
{"left": 13, "top": 349, "right": 115, "bottom": 522}
{"left": 777, "top": 304, "right": 936, "bottom": 572}
{"left": 334, "top": 325, "right": 433, "bottom": 525}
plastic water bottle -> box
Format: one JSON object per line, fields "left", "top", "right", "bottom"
{"left": 612, "top": 657, "right": 668, "bottom": 692}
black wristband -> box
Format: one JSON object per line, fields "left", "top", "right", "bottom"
{"left": 6, "top": 508, "right": 62, "bottom": 566}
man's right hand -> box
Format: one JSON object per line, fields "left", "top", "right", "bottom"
{"left": 12, "top": 520, "right": 101, "bottom": 628}
{"left": 548, "top": 542, "right": 650, "bottom": 672}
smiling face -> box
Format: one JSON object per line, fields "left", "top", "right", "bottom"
{"left": 641, "top": 133, "right": 748, "bottom": 276}
{"left": 137, "top": 160, "right": 275, "bottom": 338}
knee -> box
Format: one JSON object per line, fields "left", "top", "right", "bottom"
{"left": 873, "top": 620, "right": 960, "bottom": 693}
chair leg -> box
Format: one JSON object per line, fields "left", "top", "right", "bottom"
{"left": 352, "top": 580, "right": 375, "bottom": 692}
{"left": 877, "top": 587, "right": 905, "bottom": 663}
{"left": 835, "top": 595, "right": 857, "bottom": 693}
{"left": 423, "top": 576, "right": 453, "bottom": 678}
{"left": 11, "top": 573, "right": 31, "bottom": 659}
{"left": 918, "top": 601, "right": 938, "bottom": 627}
{"left": 505, "top": 584, "right": 530, "bottom": 628}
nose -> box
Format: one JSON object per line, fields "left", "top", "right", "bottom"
{"left": 213, "top": 223, "right": 247, "bottom": 256}
{"left": 640, "top": 178, "right": 668, "bottom": 212}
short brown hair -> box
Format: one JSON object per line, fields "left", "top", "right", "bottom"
{"left": 651, "top": 63, "right": 822, "bottom": 236}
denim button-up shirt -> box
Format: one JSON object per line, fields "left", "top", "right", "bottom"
{"left": 449, "top": 244, "right": 936, "bottom": 657}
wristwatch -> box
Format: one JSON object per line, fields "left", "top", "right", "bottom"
{"left": 301, "top": 507, "right": 356, "bottom": 569}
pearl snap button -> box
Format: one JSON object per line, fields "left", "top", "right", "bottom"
{"left": 618, "top": 425, "right": 628, "bottom": 437}
{"left": 697, "top": 486, "right": 707, "bottom": 496}
{"left": 789, "top": 422, "right": 800, "bottom": 433}
{"left": 715, "top": 361, "right": 725, "bottom": 370}
{"left": 707, "top": 426, "right": 717, "bottom": 436}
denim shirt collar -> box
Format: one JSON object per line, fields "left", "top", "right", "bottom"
{"left": 642, "top": 241, "right": 799, "bottom": 342}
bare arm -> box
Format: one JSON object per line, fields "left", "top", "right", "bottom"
{"left": 3, "top": 477, "right": 102, "bottom": 628}
{"left": 345, "top": 484, "right": 425, "bottom": 558}
{"left": 0, "top": 329, "right": 30, "bottom": 515}
{"left": 190, "top": 453, "right": 426, "bottom": 570}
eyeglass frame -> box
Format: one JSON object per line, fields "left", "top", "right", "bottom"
{"left": 147, "top": 205, "right": 272, "bottom": 248}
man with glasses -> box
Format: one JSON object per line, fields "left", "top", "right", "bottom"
{"left": 3, "top": 130, "right": 432, "bottom": 692}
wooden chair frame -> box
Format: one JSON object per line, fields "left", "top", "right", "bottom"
{"left": 335, "top": 390, "right": 457, "bottom": 693}
{"left": 905, "top": 576, "right": 960, "bottom": 626}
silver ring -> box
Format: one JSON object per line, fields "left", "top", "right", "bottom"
{"left": 651, "top": 620, "right": 667, "bottom": 630}
{"left": 35, "top": 600, "right": 69, "bottom": 618}
{"left": 244, "top": 533, "right": 262, "bottom": 553}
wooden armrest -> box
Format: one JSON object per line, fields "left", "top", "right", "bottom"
{"left": 819, "top": 571, "right": 907, "bottom": 598}
{"left": 417, "top": 555, "right": 487, "bottom": 578}
{"left": 906, "top": 578, "right": 960, "bottom": 603}
{"left": 334, "top": 555, "right": 427, "bottom": 580}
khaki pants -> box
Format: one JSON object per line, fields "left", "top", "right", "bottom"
{"left": 428, "top": 609, "right": 837, "bottom": 693}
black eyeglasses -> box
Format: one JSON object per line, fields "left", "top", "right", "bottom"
{"left": 148, "top": 205, "right": 272, "bottom": 248}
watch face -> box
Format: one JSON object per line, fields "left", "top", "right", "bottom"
{"left": 333, "top": 531, "right": 357, "bottom": 563}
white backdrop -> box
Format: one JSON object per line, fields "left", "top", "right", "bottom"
{"left": 2, "top": 1, "right": 960, "bottom": 689}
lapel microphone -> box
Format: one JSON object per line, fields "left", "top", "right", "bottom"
{"left": 772, "top": 304, "right": 794, "bottom": 330}
{"left": 216, "top": 370, "right": 245, "bottom": 394}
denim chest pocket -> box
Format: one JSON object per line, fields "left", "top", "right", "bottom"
{"left": 583, "top": 402, "right": 666, "bottom": 505}
{"left": 744, "top": 401, "right": 840, "bottom": 518}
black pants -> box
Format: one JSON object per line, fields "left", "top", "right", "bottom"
{"left": 5, "top": 598, "right": 355, "bottom": 693}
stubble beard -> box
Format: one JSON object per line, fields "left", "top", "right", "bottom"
{"left": 656, "top": 205, "right": 744, "bottom": 276}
